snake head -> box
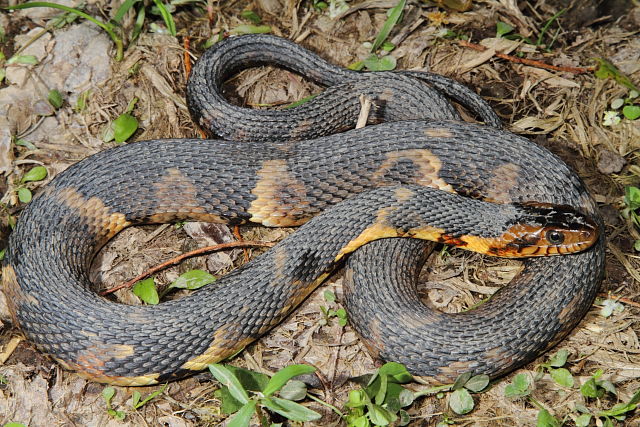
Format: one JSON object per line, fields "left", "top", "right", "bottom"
{"left": 491, "top": 202, "right": 600, "bottom": 257}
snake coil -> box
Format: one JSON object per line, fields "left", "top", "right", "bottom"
{"left": 2, "top": 35, "right": 604, "bottom": 385}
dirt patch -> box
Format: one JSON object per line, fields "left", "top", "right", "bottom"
{"left": 1, "top": 0, "right": 640, "bottom": 426}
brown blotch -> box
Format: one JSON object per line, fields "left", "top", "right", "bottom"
{"left": 358, "top": 318, "right": 384, "bottom": 360}
{"left": 180, "top": 324, "right": 255, "bottom": 371}
{"left": 152, "top": 168, "right": 215, "bottom": 219}
{"left": 484, "top": 163, "right": 521, "bottom": 203}
{"left": 248, "top": 159, "right": 311, "bottom": 227}
{"left": 58, "top": 187, "right": 131, "bottom": 241}
{"left": 289, "top": 119, "right": 313, "bottom": 140}
{"left": 433, "top": 360, "right": 477, "bottom": 383}
{"left": 371, "top": 149, "right": 455, "bottom": 192}
{"left": 2, "top": 264, "right": 39, "bottom": 326}
{"left": 377, "top": 88, "right": 396, "bottom": 102}
{"left": 58, "top": 356, "right": 159, "bottom": 386}
{"left": 558, "top": 289, "right": 586, "bottom": 325}
{"left": 59, "top": 343, "right": 157, "bottom": 386}
{"left": 438, "top": 234, "right": 468, "bottom": 247}
{"left": 423, "top": 127, "right": 454, "bottom": 138}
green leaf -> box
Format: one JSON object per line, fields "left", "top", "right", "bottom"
{"left": 370, "top": 0, "right": 405, "bottom": 52}
{"left": 381, "top": 41, "right": 395, "bottom": 52}
{"left": 550, "top": 368, "right": 574, "bottom": 388}
{"left": 593, "top": 58, "right": 640, "bottom": 92}
{"left": 168, "top": 269, "right": 216, "bottom": 290}
{"left": 133, "top": 278, "right": 159, "bottom": 305}
{"left": 227, "top": 400, "right": 257, "bottom": 427}
{"left": 15, "top": 139, "right": 37, "bottom": 149}
{"left": 346, "top": 389, "right": 368, "bottom": 408}
{"left": 7, "top": 55, "right": 38, "bottom": 65}
{"left": 47, "top": 89, "right": 63, "bottom": 109}
{"left": 107, "top": 409, "right": 125, "bottom": 420}
{"left": 465, "top": 374, "right": 490, "bottom": 392}
{"left": 625, "top": 186, "right": 640, "bottom": 208}
{"left": 152, "top": 0, "right": 176, "bottom": 36}
{"left": 623, "top": 105, "right": 640, "bottom": 120}
{"left": 496, "top": 21, "right": 514, "bottom": 38}
{"left": 132, "top": 384, "right": 166, "bottom": 409}
{"left": 513, "top": 373, "right": 530, "bottom": 391}
{"left": 0, "top": 248, "right": 6, "bottom": 261}
{"left": 132, "top": 6, "right": 146, "bottom": 42}
{"left": 599, "top": 402, "right": 636, "bottom": 418}
{"left": 229, "top": 25, "right": 271, "bottom": 35}
{"left": 611, "top": 98, "right": 625, "bottom": 109}
{"left": 580, "top": 377, "right": 603, "bottom": 398}
{"left": 21, "top": 166, "right": 47, "bottom": 182}
{"left": 505, "top": 373, "right": 531, "bottom": 398}
{"left": 363, "top": 54, "right": 396, "bottom": 71}
{"left": 323, "top": 290, "right": 336, "bottom": 303}
{"left": 374, "top": 370, "right": 388, "bottom": 405}
{"left": 574, "top": 413, "right": 592, "bottom": 427}
{"left": 17, "top": 188, "right": 32, "bottom": 203}
{"left": 112, "top": 0, "right": 141, "bottom": 23}
{"left": 263, "top": 364, "right": 316, "bottom": 397}
{"left": 348, "top": 415, "right": 370, "bottom": 427}
{"left": 449, "top": 389, "right": 474, "bottom": 415}
{"left": 628, "top": 388, "right": 640, "bottom": 405}
{"left": 240, "top": 10, "right": 261, "bottom": 24}
{"left": 102, "top": 386, "right": 116, "bottom": 404}
{"left": 132, "top": 391, "right": 141, "bottom": 408}
{"left": 600, "top": 298, "right": 624, "bottom": 318}
{"left": 398, "top": 409, "right": 410, "bottom": 426}
{"left": 398, "top": 388, "right": 414, "bottom": 407}
{"left": 634, "top": 240, "right": 640, "bottom": 251}
{"left": 536, "top": 408, "right": 560, "bottom": 427}
{"left": 113, "top": 113, "right": 138, "bottom": 143}
{"left": 223, "top": 365, "right": 270, "bottom": 392}
{"left": 548, "top": 349, "right": 569, "bottom": 367}
{"left": 367, "top": 403, "right": 397, "bottom": 425}
{"left": 452, "top": 372, "right": 473, "bottom": 390}
{"left": 600, "top": 380, "right": 617, "bottom": 396}
{"left": 262, "top": 396, "right": 321, "bottom": 422}
{"left": 279, "top": 379, "right": 307, "bottom": 401}
{"left": 215, "top": 386, "right": 244, "bottom": 414}
{"left": 209, "top": 364, "right": 250, "bottom": 405}
{"left": 378, "top": 362, "right": 413, "bottom": 383}
{"left": 4, "top": 423, "right": 27, "bottom": 427}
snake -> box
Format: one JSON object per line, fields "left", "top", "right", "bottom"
{"left": 1, "top": 35, "right": 604, "bottom": 386}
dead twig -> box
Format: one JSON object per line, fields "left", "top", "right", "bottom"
{"left": 597, "top": 293, "right": 640, "bottom": 309}
{"left": 100, "top": 240, "right": 275, "bottom": 295}
{"left": 458, "top": 40, "right": 594, "bottom": 75}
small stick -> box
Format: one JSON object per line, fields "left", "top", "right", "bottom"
{"left": 100, "top": 240, "right": 275, "bottom": 295}
{"left": 597, "top": 293, "right": 640, "bottom": 309}
{"left": 183, "top": 36, "right": 192, "bottom": 77}
{"left": 356, "top": 95, "right": 373, "bottom": 129}
{"left": 458, "top": 40, "right": 594, "bottom": 74}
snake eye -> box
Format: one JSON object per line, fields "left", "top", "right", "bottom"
{"left": 545, "top": 229, "right": 565, "bottom": 245}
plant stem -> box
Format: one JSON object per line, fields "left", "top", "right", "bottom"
{"left": 4, "top": 2, "right": 123, "bottom": 60}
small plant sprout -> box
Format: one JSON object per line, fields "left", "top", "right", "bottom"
{"left": 349, "top": 0, "right": 405, "bottom": 72}
{"left": 16, "top": 165, "right": 48, "bottom": 204}
{"left": 209, "top": 363, "right": 321, "bottom": 426}
{"left": 319, "top": 290, "right": 347, "bottom": 327}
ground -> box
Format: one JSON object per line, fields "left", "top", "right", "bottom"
{"left": 1, "top": 0, "right": 640, "bottom": 426}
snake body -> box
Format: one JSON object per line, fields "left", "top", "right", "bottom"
{"left": 2, "top": 35, "right": 604, "bottom": 385}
